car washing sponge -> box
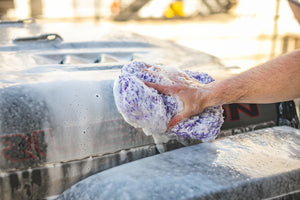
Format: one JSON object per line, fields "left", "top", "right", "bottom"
{"left": 113, "top": 61, "right": 223, "bottom": 142}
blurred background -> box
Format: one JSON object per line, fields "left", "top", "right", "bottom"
{"left": 0, "top": 0, "right": 299, "bottom": 70}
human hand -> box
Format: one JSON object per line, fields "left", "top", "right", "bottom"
{"left": 144, "top": 66, "right": 212, "bottom": 128}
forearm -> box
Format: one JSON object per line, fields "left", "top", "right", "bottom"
{"left": 207, "top": 49, "right": 300, "bottom": 106}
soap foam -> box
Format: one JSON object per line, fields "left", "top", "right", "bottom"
{"left": 113, "top": 61, "right": 223, "bottom": 142}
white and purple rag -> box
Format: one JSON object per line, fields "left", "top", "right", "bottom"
{"left": 113, "top": 61, "right": 223, "bottom": 142}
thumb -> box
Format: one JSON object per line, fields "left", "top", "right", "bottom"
{"left": 168, "top": 112, "right": 187, "bottom": 128}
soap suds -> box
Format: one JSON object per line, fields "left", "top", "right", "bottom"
{"left": 113, "top": 61, "right": 223, "bottom": 142}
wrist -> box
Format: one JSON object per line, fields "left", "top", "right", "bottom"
{"left": 204, "top": 80, "right": 227, "bottom": 107}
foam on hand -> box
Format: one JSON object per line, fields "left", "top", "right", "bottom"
{"left": 113, "top": 61, "right": 223, "bottom": 142}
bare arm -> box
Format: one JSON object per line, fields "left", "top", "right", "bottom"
{"left": 208, "top": 49, "right": 300, "bottom": 106}
{"left": 146, "top": 49, "right": 300, "bottom": 127}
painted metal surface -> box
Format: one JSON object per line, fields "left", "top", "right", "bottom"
{"left": 0, "top": 22, "right": 227, "bottom": 199}
{"left": 57, "top": 126, "right": 300, "bottom": 200}
{"left": 0, "top": 22, "right": 298, "bottom": 199}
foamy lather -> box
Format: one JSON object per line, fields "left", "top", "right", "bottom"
{"left": 113, "top": 61, "right": 223, "bottom": 142}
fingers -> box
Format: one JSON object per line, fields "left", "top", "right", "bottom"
{"left": 168, "top": 114, "right": 184, "bottom": 127}
{"left": 144, "top": 63, "right": 151, "bottom": 68}
{"left": 144, "top": 63, "right": 161, "bottom": 72}
{"left": 168, "top": 71, "right": 192, "bottom": 85}
{"left": 144, "top": 81, "right": 174, "bottom": 96}
{"left": 168, "top": 112, "right": 188, "bottom": 128}
{"left": 140, "top": 68, "right": 160, "bottom": 77}
{"left": 142, "top": 64, "right": 188, "bottom": 86}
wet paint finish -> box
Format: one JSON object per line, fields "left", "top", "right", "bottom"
{"left": 3, "top": 169, "right": 49, "bottom": 200}
{"left": 0, "top": 22, "right": 298, "bottom": 200}
{"left": 0, "top": 144, "right": 158, "bottom": 200}
{"left": 57, "top": 126, "right": 300, "bottom": 200}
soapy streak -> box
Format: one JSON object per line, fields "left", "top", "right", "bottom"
{"left": 0, "top": 119, "right": 143, "bottom": 162}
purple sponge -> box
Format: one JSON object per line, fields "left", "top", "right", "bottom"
{"left": 113, "top": 61, "right": 223, "bottom": 142}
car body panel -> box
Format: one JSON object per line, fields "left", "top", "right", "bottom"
{"left": 0, "top": 22, "right": 299, "bottom": 200}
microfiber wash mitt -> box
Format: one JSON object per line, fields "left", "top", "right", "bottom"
{"left": 113, "top": 61, "right": 223, "bottom": 142}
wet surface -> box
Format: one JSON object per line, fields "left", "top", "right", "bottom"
{"left": 0, "top": 21, "right": 299, "bottom": 200}
{"left": 0, "top": 22, "right": 228, "bottom": 199}
{"left": 57, "top": 126, "right": 300, "bottom": 200}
